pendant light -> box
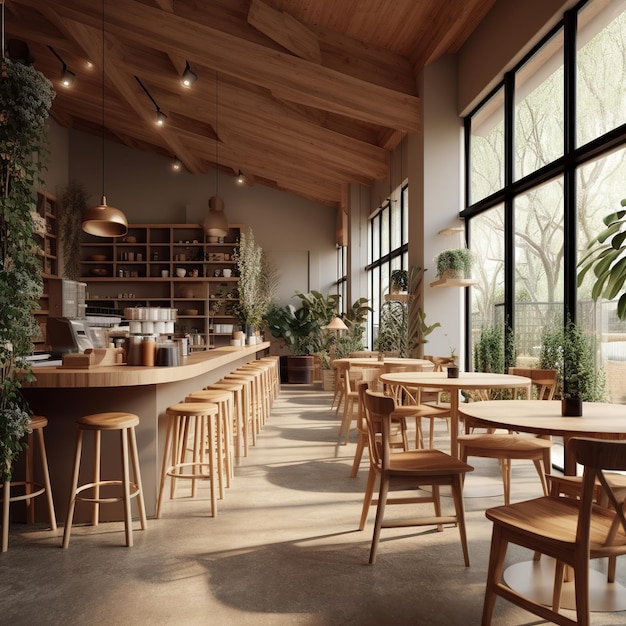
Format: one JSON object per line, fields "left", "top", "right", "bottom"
{"left": 204, "top": 70, "right": 229, "bottom": 238}
{"left": 81, "top": 0, "right": 128, "bottom": 238}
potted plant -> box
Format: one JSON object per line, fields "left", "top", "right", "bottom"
{"left": 234, "top": 228, "right": 268, "bottom": 341}
{"left": 539, "top": 320, "right": 605, "bottom": 416}
{"left": 0, "top": 56, "right": 55, "bottom": 481}
{"left": 435, "top": 248, "right": 473, "bottom": 280}
{"left": 578, "top": 198, "right": 626, "bottom": 319}
{"left": 390, "top": 269, "right": 408, "bottom": 293}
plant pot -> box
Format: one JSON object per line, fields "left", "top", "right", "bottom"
{"left": 287, "top": 355, "right": 314, "bottom": 384}
{"left": 562, "top": 397, "right": 583, "bottom": 417}
{"left": 321, "top": 369, "right": 336, "bottom": 391}
{"left": 447, "top": 366, "right": 459, "bottom": 378}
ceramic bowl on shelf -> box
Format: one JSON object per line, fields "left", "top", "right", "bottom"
{"left": 176, "top": 268, "right": 186, "bottom": 278}
{"left": 91, "top": 268, "right": 107, "bottom": 276}
{"left": 183, "top": 309, "right": 199, "bottom": 316}
{"left": 90, "top": 254, "right": 107, "bottom": 262}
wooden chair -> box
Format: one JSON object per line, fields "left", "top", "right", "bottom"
{"left": 338, "top": 362, "right": 381, "bottom": 444}
{"left": 458, "top": 368, "right": 557, "bottom": 504}
{"left": 350, "top": 381, "right": 409, "bottom": 477}
{"left": 380, "top": 362, "right": 448, "bottom": 449}
{"left": 482, "top": 437, "right": 626, "bottom": 626}
{"left": 359, "top": 389, "right": 473, "bottom": 565}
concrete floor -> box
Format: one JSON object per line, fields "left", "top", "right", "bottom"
{"left": 1, "top": 384, "right": 625, "bottom": 625}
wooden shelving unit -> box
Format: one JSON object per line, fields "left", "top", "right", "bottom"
{"left": 34, "top": 190, "right": 59, "bottom": 350}
{"left": 80, "top": 223, "right": 244, "bottom": 349}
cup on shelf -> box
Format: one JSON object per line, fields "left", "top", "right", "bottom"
{"left": 176, "top": 268, "right": 186, "bottom": 278}
{"left": 223, "top": 269, "right": 232, "bottom": 278}
{"left": 161, "top": 269, "right": 169, "bottom": 278}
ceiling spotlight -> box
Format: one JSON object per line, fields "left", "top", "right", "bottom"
{"left": 235, "top": 170, "right": 247, "bottom": 186}
{"left": 171, "top": 157, "right": 182, "bottom": 172}
{"left": 135, "top": 76, "right": 167, "bottom": 127}
{"left": 48, "top": 45, "right": 75, "bottom": 87}
{"left": 181, "top": 61, "right": 198, "bottom": 88}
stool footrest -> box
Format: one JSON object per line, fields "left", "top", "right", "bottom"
{"left": 74, "top": 480, "right": 143, "bottom": 504}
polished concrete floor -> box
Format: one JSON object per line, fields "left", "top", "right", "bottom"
{"left": 1, "top": 384, "right": 625, "bottom": 625}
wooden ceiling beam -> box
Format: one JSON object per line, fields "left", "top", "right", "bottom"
{"left": 247, "top": 0, "right": 322, "bottom": 64}
{"left": 17, "top": 0, "right": 420, "bottom": 131}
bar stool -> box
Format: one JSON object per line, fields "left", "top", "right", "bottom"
{"left": 1, "top": 415, "right": 57, "bottom": 552}
{"left": 223, "top": 372, "right": 258, "bottom": 445}
{"left": 238, "top": 363, "right": 271, "bottom": 428}
{"left": 157, "top": 402, "right": 221, "bottom": 518}
{"left": 205, "top": 381, "right": 247, "bottom": 458}
{"left": 185, "top": 389, "right": 234, "bottom": 486}
{"left": 258, "top": 355, "right": 281, "bottom": 400}
{"left": 62, "top": 412, "right": 147, "bottom": 548}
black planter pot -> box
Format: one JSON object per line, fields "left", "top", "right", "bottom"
{"left": 561, "top": 397, "right": 583, "bottom": 417}
{"left": 447, "top": 366, "right": 459, "bottom": 379}
{"left": 287, "top": 355, "right": 314, "bottom": 384}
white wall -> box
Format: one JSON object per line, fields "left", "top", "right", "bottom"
{"left": 66, "top": 129, "right": 337, "bottom": 306}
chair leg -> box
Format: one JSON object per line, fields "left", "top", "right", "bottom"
{"left": 482, "top": 525, "right": 508, "bottom": 625}
{"left": 450, "top": 476, "right": 470, "bottom": 567}
{"left": 359, "top": 468, "right": 377, "bottom": 531}
{"left": 532, "top": 458, "right": 550, "bottom": 496}
{"left": 36, "top": 427, "right": 57, "bottom": 531}
{"left": 62, "top": 429, "right": 84, "bottom": 549}
{"left": 369, "top": 475, "right": 389, "bottom": 564}
{"left": 128, "top": 425, "right": 147, "bottom": 530}
{"left": 432, "top": 485, "right": 443, "bottom": 531}
{"left": 2, "top": 479, "right": 9, "bottom": 553}
{"left": 552, "top": 560, "right": 566, "bottom": 612}
{"left": 351, "top": 433, "right": 366, "bottom": 478}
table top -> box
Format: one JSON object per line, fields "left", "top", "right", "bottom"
{"left": 333, "top": 357, "right": 434, "bottom": 370}
{"left": 458, "top": 399, "right": 626, "bottom": 438}
{"left": 378, "top": 371, "right": 531, "bottom": 390}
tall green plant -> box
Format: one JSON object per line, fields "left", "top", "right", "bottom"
{"left": 0, "top": 57, "right": 55, "bottom": 480}
{"left": 539, "top": 321, "right": 605, "bottom": 401}
{"left": 473, "top": 324, "right": 504, "bottom": 373}
{"left": 234, "top": 228, "right": 265, "bottom": 329}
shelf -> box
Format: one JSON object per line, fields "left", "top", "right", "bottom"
{"left": 429, "top": 278, "right": 477, "bottom": 288}
{"left": 438, "top": 226, "right": 465, "bottom": 236}
{"left": 384, "top": 292, "right": 412, "bottom": 303}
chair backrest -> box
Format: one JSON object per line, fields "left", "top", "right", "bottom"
{"left": 349, "top": 351, "right": 377, "bottom": 358}
{"left": 424, "top": 355, "right": 456, "bottom": 373}
{"left": 346, "top": 362, "right": 382, "bottom": 395}
{"left": 379, "top": 362, "right": 423, "bottom": 404}
{"left": 508, "top": 367, "right": 557, "bottom": 400}
{"left": 570, "top": 437, "right": 626, "bottom": 549}
{"left": 363, "top": 389, "right": 396, "bottom": 471}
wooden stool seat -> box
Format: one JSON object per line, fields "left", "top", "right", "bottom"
{"left": 1, "top": 415, "right": 57, "bottom": 552}
{"left": 157, "top": 402, "right": 222, "bottom": 518}
{"left": 62, "top": 412, "right": 147, "bottom": 548}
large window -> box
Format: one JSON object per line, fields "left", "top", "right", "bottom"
{"left": 464, "top": 0, "right": 626, "bottom": 400}
{"left": 367, "top": 184, "right": 409, "bottom": 348}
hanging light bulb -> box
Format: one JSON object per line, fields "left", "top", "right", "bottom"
{"left": 181, "top": 61, "right": 198, "bottom": 88}
{"left": 235, "top": 170, "right": 247, "bottom": 186}
{"left": 171, "top": 157, "right": 182, "bottom": 172}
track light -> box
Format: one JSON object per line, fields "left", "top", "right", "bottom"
{"left": 181, "top": 61, "right": 198, "bottom": 88}
{"left": 235, "top": 170, "right": 247, "bottom": 186}
{"left": 135, "top": 76, "right": 167, "bottom": 126}
{"left": 48, "top": 45, "right": 75, "bottom": 87}
{"left": 171, "top": 156, "right": 182, "bottom": 172}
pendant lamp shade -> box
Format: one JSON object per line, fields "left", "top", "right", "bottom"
{"left": 204, "top": 195, "right": 229, "bottom": 237}
{"left": 82, "top": 195, "right": 128, "bottom": 237}
{"left": 325, "top": 316, "right": 349, "bottom": 331}
{"left": 82, "top": 0, "right": 128, "bottom": 238}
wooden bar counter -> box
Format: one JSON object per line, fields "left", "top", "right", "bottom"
{"left": 22, "top": 343, "right": 270, "bottom": 522}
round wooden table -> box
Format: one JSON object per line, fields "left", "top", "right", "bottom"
{"left": 377, "top": 372, "right": 532, "bottom": 458}
{"left": 458, "top": 399, "right": 626, "bottom": 612}
{"left": 458, "top": 399, "right": 626, "bottom": 474}
{"left": 332, "top": 357, "right": 434, "bottom": 370}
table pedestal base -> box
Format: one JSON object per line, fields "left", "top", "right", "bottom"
{"left": 503, "top": 558, "right": 626, "bottom": 612}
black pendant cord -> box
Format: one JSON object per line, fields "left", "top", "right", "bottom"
{"left": 215, "top": 70, "right": 219, "bottom": 197}
{"left": 101, "top": 0, "right": 105, "bottom": 198}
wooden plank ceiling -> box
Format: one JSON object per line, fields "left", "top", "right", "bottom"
{"left": 5, "top": 0, "right": 496, "bottom": 209}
